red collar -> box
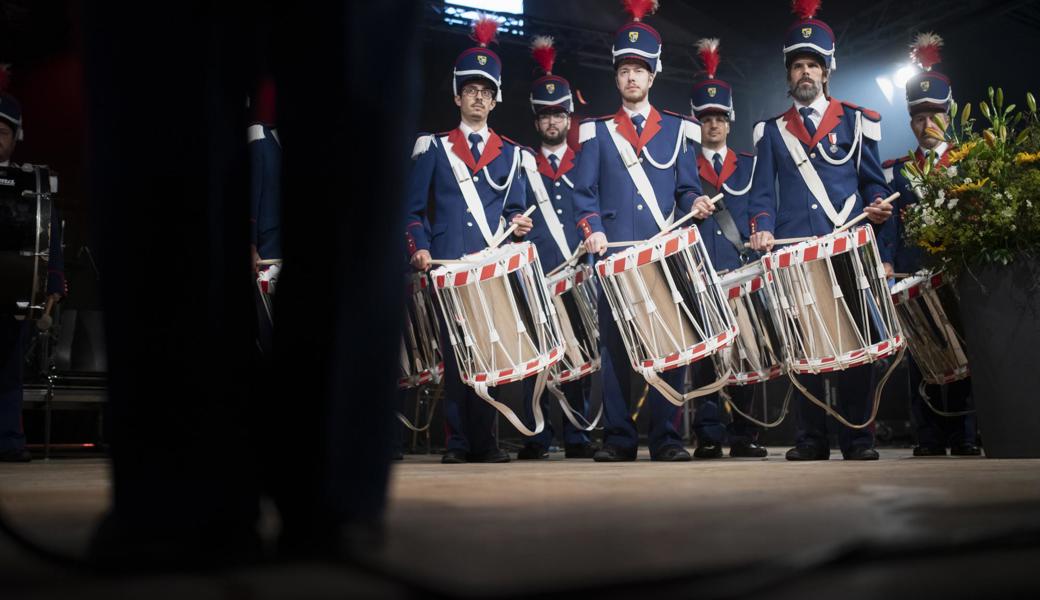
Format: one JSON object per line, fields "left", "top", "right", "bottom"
{"left": 611, "top": 106, "right": 662, "bottom": 155}
{"left": 915, "top": 146, "right": 951, "bottom": 169}
{"left": 535, "top": 147, "right": 575, "bottom": 181}
{"left": 447, "top": 127, "right": 503, "bottom": 173}
{"left": 782, "top": 98, "right": 843, "bottom": 148}
{"left": 697, "top": 150, "right": 737, "bottom": 189}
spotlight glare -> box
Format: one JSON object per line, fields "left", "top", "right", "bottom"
{"left": 876, "top": 76, "right": 895, "bottom": 104}
{"left": 894, "top": 65, "right": 919, "bottom": 88}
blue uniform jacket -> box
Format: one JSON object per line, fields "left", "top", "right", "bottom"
{"left": 572, "top": 106, "right": 704, "bottom": 249}
{"left": 405, "top": 127, "right": 526, "bottom": 259}
{"left": 521, "top": 145, "right": 583, "bottom": 270}
{"left": 248, "top": 123, "right": 282, "bottom": 260}
{"left": 881, "top": 148, "right": 946, "bottom": 273}
{"left": 747, "top": 99, "right": 893, "bottom": 261}
{"left": 695, "top": 149, "right": 756, "bottom": 272}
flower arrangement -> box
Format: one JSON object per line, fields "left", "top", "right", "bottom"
{"left": 901, "top": 88, "right": 1040, "bottom": 271}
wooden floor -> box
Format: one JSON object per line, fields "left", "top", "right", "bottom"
{"left": 3, "top": 448, "right": 1040, "bottom": 598}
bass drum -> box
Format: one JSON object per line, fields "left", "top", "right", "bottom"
{"left": 0, "top": 164, "right": 54, "bottom": 319}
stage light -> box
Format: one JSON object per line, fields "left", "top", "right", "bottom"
{"left": 876, "top": 76, "right": 895, "bottom": 104}
{"left": 893, "top": 64, "right": 919, "bottom": 88}
{"left": 446, "top": 0, "right": 524, "bottom": 15}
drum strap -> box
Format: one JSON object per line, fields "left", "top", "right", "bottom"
{"left": 520, "top": 151, "right": 572, "bottom": 259}
{"left": 776, "top": 117, "right": 856, "bottom": 228}
{"left": 607, "top": 122, "right": 673, "bottom": 231}
{"left": 640, "top": 365, "right": 732, "bottom": 407}
{"left": 441, "top": 136, "right": 504, "bottom": 246}
{"left": 547, "top": 380, "right": 603, "bottom": 431}
{"left": 472, "top": 369, "right": 548, "bottom": 437}
{"left": 702, "top": 180, "right": 749, "bottom": 259}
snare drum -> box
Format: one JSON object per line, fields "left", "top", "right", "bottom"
{"left": 399, "top": 271, "right": 444, "bottom": 389}
{"left": 595, "top": 226, "right": 737, "bottom": 404}
{"left": 765, "top": 225, "right": 904, "bottom": 373}
{"left": 717, "top": 262, "right": 787, "bottom": 385}
{"left": 544, "top": 264, "right": 600, "bottom": 384}
{"left": 0, "top": 164, "right": 55, "bottom": 319}
{"left": 891, "top": 271, "right": 969, "bottom": 384}
{"left": 431, "top": 242, "right": 563, "bottom": 435}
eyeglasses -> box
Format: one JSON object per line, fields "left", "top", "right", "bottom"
{"left": 461, "top": 87, "right": 495, "bottom": 100}
{"left": 537, "top": 112, "right": 569, "bottom": 123}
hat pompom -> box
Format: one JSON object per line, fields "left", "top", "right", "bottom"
{"left": 622, "top": 0, "right": 659, "bottom": 22}
{"left": 910, "top": 32, "right": 943, "bottom": 70}
{"left": 471, "top": 15, "right": 499, "bottom": 47}
{"left": 696, "top": 38, "right": 720, "bottom": 79}
{"left": 792, "top": 0, "right": 821, "bottom": 19}
{"left": 531, "top": 36, "right": 556, "bottom": 75}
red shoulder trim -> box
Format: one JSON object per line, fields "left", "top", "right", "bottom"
{"left": 882, "top": 157, "right": 908, "bottom": 169}
{"left": 840, "top": 100, "right": 881, "bottom": 121}
{"left": 660, "top": 108, "right": 699, "bottom": 124}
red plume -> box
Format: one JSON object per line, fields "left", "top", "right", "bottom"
{"left": 471, "top": 15, "right": 499, "bottom": 47}
{"left": 910, "top": 32, "right": 943, "bottom": 70}
{"left": 622, "top": 0, "right": 659, "bottom": 22}
{"left": 792, "top": 0, "right": 821, "bottom": 19}
{"left": 696, "top": 38, "right": 720, "bottom": 79}
{"left": 531, "top": 36, "right": 556, "bottom": 75}
{"left": 0, "top": 65, "right": 10, "bottom": 92}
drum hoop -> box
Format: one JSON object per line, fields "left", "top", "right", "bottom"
{"left": 465, "top": 344, "right": 564, "bottom": 387}
{"left": 891, "top": 270, "right": 947, "bottom": 304}
{"left": 432, "top": 242, "right": 537, "bottom": 289}
{"left": 766, "top": 225, "right": 872, "bottom": 270}
{"left": 594, "top": 227, "right": 700, "bottom": 278}
{"left": 546, "top": 263, "right": 591, "bottom": 296}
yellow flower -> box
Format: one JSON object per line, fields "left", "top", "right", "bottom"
{"left": 919, "top": 238, "right": 946, "bottom": 254}
{"left": 1015, "top": 151, "right": 1040, "bottom": 165}
{"left": 947, "top": 141, "right": 977, "bottom": 164}
{"left": 949, "top": 177, "right": 989, "bottom": 194}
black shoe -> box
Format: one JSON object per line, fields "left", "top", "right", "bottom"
{"left": 516, "top": 444, "right": 549, "bottom": 460}
{"left": 468, "top": 448, "right": 511, "bottom": 463}
{"left": 564, "top": 443, "right": 599, "bottom": 459}
{"left": 730, "top": 441, "right": 769, "bottom": 458}
{"left": 843, "top": 447, "right": 880, "bottom": 461}
{"left": 651, "top": 445, "right": 691, "bottom": 462}
{"left": 950, "top": 443, "right": 982, "bottom": 456}
{"left": 785, "top": 446, "right": 830, "bottom": 461}
{"left": 693, "top": 443, "right": 724, "bottom": 459}
{"left": 0, "top": 448, "right": 31, "bottom": 463}
{"left": 392, "top": 450, "right": 404, "bottom": 460}
{"left": 913, "top": 445, "right": 947, "bottom": 457}
{"left": 441, "top": 449, "right": 468, "bottom": 464}
{"left": 593, "top": 444, "right": 637, "bottom": 462}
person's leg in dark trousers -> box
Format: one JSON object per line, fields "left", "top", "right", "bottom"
{"left": 792, "top": 373, "right": 831, "bottom": 455}
{"left": 945, "top": 377, "right": 978, "bottom": 449}
{"left": 908, "top": 358, "right": 947, "bottom": 451}
{"left": 83, "top": 6, "right": 262, "bottom": 568}
{"left": 645, "top": 366, "right": 686, "bottom": 456}
{"left": 521, "top": 376, "right": 554, "bottom": 450}
{"left": 726, "top": 384, "right": 762, "bottom": 447}
{"left": 835, "top": 364, "right": 877, "bottom": 455}
{"left": 597, "top": 295, "right": 640, "bottom": 452}
{"left": 690, "top": 360, "right": 727, "bottom": 447}
{"left": 0, "top": 318, "right": 28, "bottom": 457}
{"left": 559, "top": 378, "right": 592, "bottom": 447}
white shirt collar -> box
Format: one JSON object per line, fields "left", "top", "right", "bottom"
{"left": 622, "top": 104, "right": 651, "bottom": 122}
{"left": 793, "top": 95, "right": 830, "bottom": 122}
{"left": 459, "top": 121, "right": 489, "bottom": 145}
{"left": 541, "top": 145, "right": 567, "bottom": 163}
{"left": 701, "top": 146, "right": 728, "bottom": 162}
{"left": 920, "top": 142, "right": 949, "bottom": 159}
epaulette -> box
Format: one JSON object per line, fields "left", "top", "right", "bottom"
{"left": 840, "top": 100, "right": 881, "bottom": 121}
{"left": 752, "top": 120, "right": 768, "bottom": 147}
{"left": 411, "top": 133, "right": 437, "bottom": 159}
{"left": 660, "top": 108, "right": 699, "bottom": 124}
{"left": 247, "top": 124, "right": 266, "bottom": 143}
{"left": 579, "top": 116, "right": 613, "bottom": 144}
{"left": 499, "top": 133, "right": 522, "bottom": 149}
{"left": 658, "top": 109, "right": 701, "bottom": 144}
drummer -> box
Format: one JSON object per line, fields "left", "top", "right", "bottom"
{"left": 746, "top": 2, "right": 893, "bottom": 461}
{"left": 405, "top": 17, "right": 533, "bottom": 464}
{"left": 685, "top": 38, "right": 768, "bottom": 459}
{"left": 881, "top": 33, "right": 980, "bottom": 457}
{"left": 0, "top": 77, "right": 65, "bottom": 462}
{"left": 515, "top": 36, "right": 599, "bottom": 460}
{"left": 572, "top": 2, "right": 712, "bottom": 462}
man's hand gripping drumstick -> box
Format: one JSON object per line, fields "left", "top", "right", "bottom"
{"left": 411, "top": 206, "right": 537, "bottom": 271}
{"left": 748, "top": 191, "right": 899, "bottom": 253}
{"left": 583, "top": 193, "right": 723, "bottom": 256}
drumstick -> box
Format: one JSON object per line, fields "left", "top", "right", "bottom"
{"left": 893, "top": 272, "right": 914, "bottom": 279}
{"left": 429, "top": 258, "right": 478, "bottom": 266}
{"left": 257, "top": 259, "right": 282, "bottom": 266}
{"left": 489, "top": 205, "right": 538, "bottom": 248}
{"left": 547, "top": 244, "right": 587, "bottom": 278}
{"left": 36, "top": 296, "right": 57, "bottom": 331}
{"left": 835, "top": 191, "right": 900, "bottom": 233}
{"left": 650, "top": 193, "right": 725, "bottom": 239}
{"left": 742, "top": 236, "right": 813, "bottom": 249}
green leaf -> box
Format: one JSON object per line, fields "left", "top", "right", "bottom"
{"left": 1005, "top": 104, "right": 1016, "bottom": 117}
{"left": 989, "top": 86, "right": 995, "bottom": 101}
{"left": 997, "top": 87, "right": 1005, "bottom": 110}
{"left": 1028, "top": 92, "right": 1037, "bottom": 114}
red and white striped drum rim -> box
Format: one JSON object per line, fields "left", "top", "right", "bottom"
{"left": 432, "top": 242, "right": 538, "bottom": 290}
{"left": 763, "top": 225, "right": 873, "bottom": 271}
{"left": 595, "top": 226, "right": 702, "bottom": 278}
